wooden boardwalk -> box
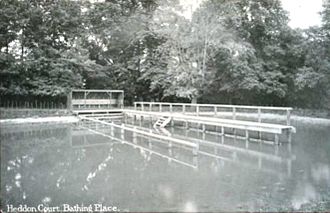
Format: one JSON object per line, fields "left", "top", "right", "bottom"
{"left": 72, "top": 99, "right": 296, "bottom": 144}
{"left": 123, "top": 109, "right": 296, "bottom": 135}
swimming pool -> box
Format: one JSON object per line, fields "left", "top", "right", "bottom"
{"left": 1, "top": 118, "right": 330, "bottom": 212}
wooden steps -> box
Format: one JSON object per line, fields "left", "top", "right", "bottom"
{"left": 153, "top": 116, "right": 171, "bottom": 128}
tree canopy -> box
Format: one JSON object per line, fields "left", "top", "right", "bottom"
{"left": 0, "top": 0, "right": 329, "bottom": 108}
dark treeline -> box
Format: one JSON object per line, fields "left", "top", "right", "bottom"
{"left": 0, "top": 0, "right": 329, "bottom": 108}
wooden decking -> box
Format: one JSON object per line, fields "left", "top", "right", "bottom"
{"left": 73, "top": 108, "right": 123, "bottom": 115}
{"left": 123, "top": 109, "right": 296, "bottom": 135}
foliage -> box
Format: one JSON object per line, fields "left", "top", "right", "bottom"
{"left": 0, "top": 0, "right": 329, "bottom": 108}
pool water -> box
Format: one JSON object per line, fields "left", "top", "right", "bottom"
{"left": 1, "top": 118, "right": 330, "bottom": 212}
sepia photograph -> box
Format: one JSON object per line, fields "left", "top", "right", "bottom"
{"left": 0, "top": 0, "right": 330, "bottom": 212}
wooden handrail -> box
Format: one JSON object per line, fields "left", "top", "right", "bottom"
{"left": 134, "top": 102, "right": 293, "bottom": 125}
{"left": 72, "top": 89, "right": 124, "bottom": 93}
{"left": 134, "top": 102, "right": 292, "bottom": 111}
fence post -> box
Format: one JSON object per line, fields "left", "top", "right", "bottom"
{"left": 159, "top": 104, "right": 162, "bottom": 112}
{"left": 121, "top": 124, "right": 125, "bottom": 140}
{"left": 214, "top": 106, "right": 217, "bottom": 116}
{"left": 170, "top": 104, "right": 173, "bottom": 112}
{"left": 258, "top": 108, "right": 261, "bottom": 123}
{"left": 286, "top": 109, "right": 291, "bottom": 126}
{"left": 134, "top": 102, "right": 137, "bottom": 110}
{"left": 196, "top": 105, "right": 199, "bottom": 116}
{"left": 120, "top": 92, "right": 124, "bottom": 109}
{"left": 232, "top": 107, "right": 236, "bottom": 120}
{"left": 149, "top": 103, "right": 152, "bottom": 111}
{"left": 110, "top": 122, "right": 114, "bottom": 136}
{"left": 133, "top": 127, "right": 137, "bottom": 144}
{"left": 182, "top": 105, "right": 186, "bottom": 114}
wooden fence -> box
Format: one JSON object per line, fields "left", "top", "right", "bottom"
{"left": 0, "top": 99, "right": 67, "bottom": 109}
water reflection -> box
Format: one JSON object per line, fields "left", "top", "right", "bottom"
{"left": 311, "top": 163, "right": 330, "bottom": 183}
{"left": 292, "top": 182, "right": 319, "bottom": 210}
{"left": 1, "top": 120, "right": 330, "bottom": 211}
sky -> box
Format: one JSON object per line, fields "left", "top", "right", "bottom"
{"left": 281, "top": 0, "right": 323, "bottom": 28}
{"left": 180, "top": 0, "right": 324, "bottom": 29}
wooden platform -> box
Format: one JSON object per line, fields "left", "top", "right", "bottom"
{"left": 73, "top": 108, "right": 123, "bottom": 115}
{"left": 123, "top": 109, "right": 296, "bottom": 135}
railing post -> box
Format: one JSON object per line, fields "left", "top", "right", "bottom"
{"left": 257, "top": 108, "right": 261, "bottom": 123}
{"left": 121, "top": 124, "right": 125, "bottom": 140}
{"left": 159, "top": 104, "right": 162, "bottom": 112}
{"left": 149, "top": 103, "right": 152, "bottom": 111}
{"left": 196, "top": 105, "right": 199, "bottom": 116}
{"left": 287, "top": 109, "right": 291, "bottom": 126}
{"left": 275, "top": 134, "right": 279, "bottom": 145}
{"left": 232, "top": 107, "right": 236, "bottom": 120}
{"left": 133, "top": 127, "right": 137, "bottom": 144}
{"left": 170, "top": 104, "right": 173, "bottom": 112}
{"left": 192, "top": 142, "right": 199, "bottom": 156}
{"left": 120, "top": 92, "right": 124, "bottom": 109}
{"left": 214, "top": 106, "right": 217, "bottom": 116}
{"left": 110, "top": 122, "right": 114, "bottom": 136}
{"left": 182, "top": 105, "right": 186, "bottom": 114}
{"left": 141, "top": 103, "right": 144, "bottom": 111}
{"left": 134, "top": 102, "right": 137, "bottom": 110}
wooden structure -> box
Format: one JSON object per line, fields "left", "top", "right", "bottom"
{"left": 72, "top": 98, "right": 295, "bottom": 144}
{"left": 124, "top": 109, "right": 295, "bottom": 144}
{"left": 79, "top": 116, "right": 199, "bottom": 154}
{"left": 68, "top": 89, "right": 124, "bottom": 112}
{"left": 78, "top": 118, "right": 294, "bottom": 176}
{"left": 134, "top": 102, "right": 293, "bottom": 125}
{"left": 79, "top": 124, "right": 198, "bottom": 169}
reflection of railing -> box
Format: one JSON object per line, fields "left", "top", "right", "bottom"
{"left": 134, "top": 102, "right": 293, "bottom": 126}
{"left": 80, "top": 116, "right": 199, "bottom": 153}
{"left": 126, "top": 118, "right": 293, "bottom": 176}
{"left": 127, "top": 120, "right": 293, "bottom": 162}
{"left": 80, "top": 125, "right": 197, "bottom": 169}
{"left": 79, "top": 118, "right": 293, "bottom": 176}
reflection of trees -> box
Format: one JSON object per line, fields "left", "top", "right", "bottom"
{"left": 1, "top": 125, "right": 86, "bottom": 206}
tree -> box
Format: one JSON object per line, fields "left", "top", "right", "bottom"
{"left": 0, "top": 0, "right": 101, "bottom": 96}
{"left": 141, "top": 0, "right": 253, "bottom": 103}
{"left": 291, "top": 0, "right": 330, "bottom": 109}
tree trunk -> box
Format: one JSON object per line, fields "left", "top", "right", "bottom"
{"left": 191, "top": 96, "right": 197, "bottom": 104}
{"left": 202, "top": 36, "right": 208, "bottom": 82}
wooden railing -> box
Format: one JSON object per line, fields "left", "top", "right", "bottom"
{"left": 134, "top": 102, "right": 293, "bottom": 126}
